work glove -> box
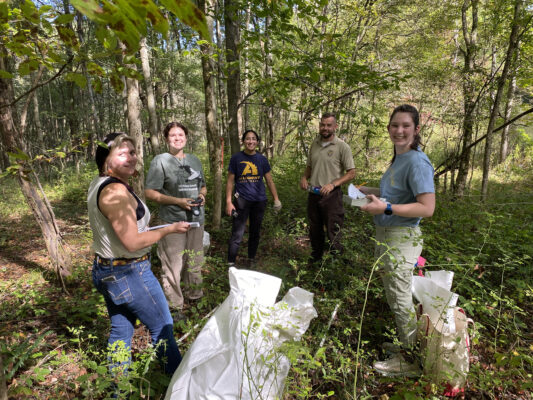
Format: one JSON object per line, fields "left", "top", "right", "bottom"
{"left": 273, "top": 200, "right": 282, "bottom": 212}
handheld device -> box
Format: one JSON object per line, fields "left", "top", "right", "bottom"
{"left": 188, "top": 197, "right": 203, "bottom": 216}
{"left": 188, "top": 222, "right": 200, "bottom": 228}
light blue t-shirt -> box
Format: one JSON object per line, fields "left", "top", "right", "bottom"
{"left": 374, "top": 149, "right": 434, "bottom": 227}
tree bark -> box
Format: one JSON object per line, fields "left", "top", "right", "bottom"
{"left": 140, "top": 36, "right": 161, "bottom": 154}
{"left": 480, "top": 0, "right": 522, "bottom": 200}
{"left": 455, "top": 0, "right": 479, "bottom": 197}
{"left": 499, "top": 48, "right": 519, "bottom": 163}
{"left": 224, "top": 0, "right": 242, "bottom": 155}
{"left": 120, "top": 43, "right": 145, "bottom": 198}
{"left": 0, "top": 52, "right": 72, "bottom": 278}
{"left": 199, "top": 0, "right": 223, "bottom": 229}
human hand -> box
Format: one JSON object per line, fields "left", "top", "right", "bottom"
{"left": 198, "top": 193, "right": 206, "bottom": 206}
{"left": 273, "top": 200, "right": 282, "bottom": 212}
{"left": 176, "top": 197, "right": 193, "bottom": 210}
{"left": 319, "top": 183, "right": 335, "bottom": 196}
{"left": 171, "top": 221, "right": 190, "bottom": 233}
{"left": 360, "top": 194, "right": 387, "bottom": 215}
{"left": 226, "top": 202, "right": 236, "bottom": 217}
{"left": 299, "top": 176, "right": 309, "bottom": 191}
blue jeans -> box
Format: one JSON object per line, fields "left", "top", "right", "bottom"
{"left": 228, "top": 197, "right": 267, "bottom": 263}
{"left": 92, "top": 257, "right": 182, "bottom": 375}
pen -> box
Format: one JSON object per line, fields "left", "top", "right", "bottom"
{"left": 356, "top": 182, "right": 367, "bottom": 188}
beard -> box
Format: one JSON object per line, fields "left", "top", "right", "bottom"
{"left": 320, "top": 131, "right": 333, "bottom": 139}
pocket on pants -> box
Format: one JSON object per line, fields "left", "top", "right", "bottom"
{"left": 101, "top": 274, "right": 133, "bottom": 305}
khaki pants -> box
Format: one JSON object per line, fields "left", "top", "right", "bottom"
{"left": 157, "top": 224, "right": 204, "bottom": 310}
{"left": 375, "top": 226, "right": 423, "bottom": 348}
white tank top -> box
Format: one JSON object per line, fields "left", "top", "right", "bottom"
{"left": 87, "top": 176, "right": 151, "bottom": 259}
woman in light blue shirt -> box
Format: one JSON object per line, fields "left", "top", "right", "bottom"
{"left": 360, "top": 104, "right": 435, "bottom": 377}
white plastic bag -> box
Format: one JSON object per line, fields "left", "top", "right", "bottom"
{"left": 418, "top": 307, "right": 474, "bottom": 396}
{"left": 202, "top": 231, "right": 210, "bottom": 253}
{"left": 165, "top": 267, "right": 317, "bottom": 400}
{"left": 412, "top": 272, "right": 458, "bottom": 333}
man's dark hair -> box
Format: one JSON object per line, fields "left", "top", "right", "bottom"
{"left": 321, "top": 112, "right": 336, "bottom": 121}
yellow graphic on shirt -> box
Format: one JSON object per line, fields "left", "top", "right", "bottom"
{"left": 240, "top": 161, "right": 258, "bottom": 176}
{"left": 239, "top": 161, "right": 260, "bottom": 183}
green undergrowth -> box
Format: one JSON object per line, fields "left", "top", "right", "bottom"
{"left": 1, "top": 160, "right": 532, "bottom": 399}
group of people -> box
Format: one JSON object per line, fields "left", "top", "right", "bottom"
{"left": 87, "top": 104, "right": 435, "bottom": 380}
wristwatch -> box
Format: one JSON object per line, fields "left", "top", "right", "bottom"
{"left": 384, "top": 203, "right": 393, "bottom": 215}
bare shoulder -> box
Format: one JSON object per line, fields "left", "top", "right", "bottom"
{"left": 99, "top": 183, "right": 131, "bottom": 208}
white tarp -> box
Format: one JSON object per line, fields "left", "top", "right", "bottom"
{"left": 165, "top": 267, "right": 317, "bottom": 400}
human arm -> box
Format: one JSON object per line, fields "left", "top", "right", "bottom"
{"left": 100, "top": 184, "right": 190, "bottom": 253}
{"left": 225, "top": 172, "right": 236, "bottom": 216}
{"left": 264, "top": 171, "right": 281, "bottom": 210}
{"left": 320, "top": 168, "right": 356, "bottom": 196}
{"left": 145, "top": 188, "right": 193, "bottom": 210}
{"left": 360, "top": 192, "right": 435, "bottom": 218}
{"left": 300, "top": 166, "right": 312, "bottom": 190}
{"left": 197, "top": 185, "right": 207, "bottom": 206}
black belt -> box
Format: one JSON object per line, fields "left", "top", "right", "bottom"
{"left": 94, "top": 253, "right": 149, "bottom": 266}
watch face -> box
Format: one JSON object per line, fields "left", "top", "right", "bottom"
{"left": 385, "top": 204, "right": 393, "bottom": 215}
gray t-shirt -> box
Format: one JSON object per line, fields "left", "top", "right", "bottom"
{"left": 374, "top": 149, "right": 434, "bottom": 227}
{"left": 145, "top": 153, "right": 206, "bottom": 223}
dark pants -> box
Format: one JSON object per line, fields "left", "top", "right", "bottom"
{"left": 307, "top": 188, "right": 344, "bottom": 261}
{"left": 228, "top": 197, "right": 267, "bottom": 263}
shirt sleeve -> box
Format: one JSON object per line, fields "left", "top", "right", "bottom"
{"left": 145, "top": 156, "right": 165, "bottom": 191}
{"left": 262, "top": 155, "right": 271, "bottom": 175}
{"left": 228, "top": 154, "right": 237, "bottom": 174}
{"left": 408, "top": 156, "right": 435, "bottom": 196}
{"left": 340, "top": 142, "right": 355, "bottom": 171}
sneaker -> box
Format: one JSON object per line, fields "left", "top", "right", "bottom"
{"left": 373, "top": 354, "right": 421, "bottom": 377}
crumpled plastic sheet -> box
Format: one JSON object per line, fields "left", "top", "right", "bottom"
{"left": 412, "top": 270, "right": 458, "bottom": 333}
{"left": 165, "top": 267, "right": 318, "bottom": 400}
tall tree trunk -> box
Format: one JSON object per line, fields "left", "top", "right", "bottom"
{"left": 0, "top": 53, "right": 72, "bottom": 278}
{"left": 481, "top": 0, "right": 522, "bottom": 200}
{"left": 76, "top": 11, "right": 98, "bottom": 159}
{"left": 140, "top": 37, "right": 161, "bottom": 154}
{"left": 199, "top": 0, "right": 223, "bottom": 229}
{"left": 215, "top": 4, "right": 228, "bottom": 151}
{"left": 224, "top": 0, "right": 242, "bottom": 155}
{"left": 120, "top": 43, "right": 145, "bottom": 198}
{"left": 499, "top": 48, "right": 519, "bottom": 163}
{"left": 455, "top": 0, "right": 479, "bottom": 197}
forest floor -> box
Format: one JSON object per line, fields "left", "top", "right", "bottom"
{"left": 1, "top": 166, "right": 532, "bottom": 399}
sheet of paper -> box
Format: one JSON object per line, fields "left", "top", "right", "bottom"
{"left": 348, "top": 183, "right": 366, "bottom": 199}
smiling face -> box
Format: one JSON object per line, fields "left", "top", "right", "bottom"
{"left": 105, "top": 141, "right": 137, "bottom": 180}
{"left": 319, "top": 116, "right": 337, "bottom": 141}
{"left": 387, "top": 111, "right": 420, "bottom": 154}
{"left": 242, "top": 131, "right": 258, "bottom": 154}
{"left": 166, "top": 126, "right": 187, "bottom": 155}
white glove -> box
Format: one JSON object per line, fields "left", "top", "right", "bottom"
{"left": 273, "top": 200, "right": 282, "bottom": 212}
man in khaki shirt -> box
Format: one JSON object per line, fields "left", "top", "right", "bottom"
{"left": 300, "top": 113, "right": 355, "bottom": 263}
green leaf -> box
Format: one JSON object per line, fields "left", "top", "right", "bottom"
{"left": 71, "top": 0, "right": 107, "bottom": 24}
{"left": 65, "top": 72, "right": 87, "bottom": 88}
{"left": 21, "top": 0, "right": 39, "bottom": 24}
{"left": 87, "top": 62, "right": 105, "bottom": 76}
{"left": 8, "top": 150, "right": 30, "bottom": 161}
{"left": 54, "top": 13, "right": 75, "bottom": 25}
{"left": 56, "top": 25, "right": 79, "bottom": 49}
{"left": 159, "top": 0, "right": 209, "bottom": 40}
{"left": 0, "top": 69, "right": 14, "bottom": 79}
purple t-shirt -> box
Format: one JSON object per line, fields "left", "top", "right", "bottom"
{"left": 228, "top": 151, "right": 271, "bottom": 201}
